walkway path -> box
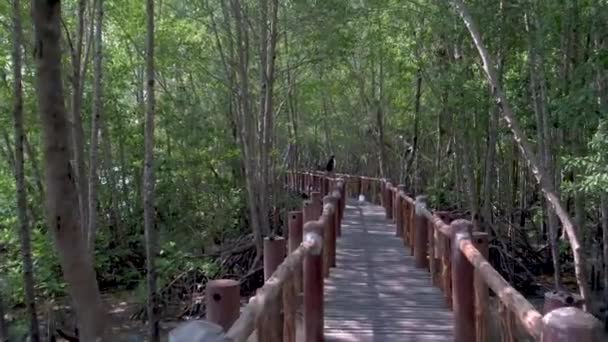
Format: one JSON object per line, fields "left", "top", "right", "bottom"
{"left": 323, "top": 200, "right": 454, "bottom": 341}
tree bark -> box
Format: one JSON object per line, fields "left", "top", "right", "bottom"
{"left": 601, "top": 194, "right": 608, "bottom": 298}
{"left": 412, "top": 71, "right": 422, "bottom": 194}
{"left": 231, "top": 0, "right": 265, "bottom": 260}
{"left": 144, "top": 0, "right": 159, "bottom": 340}
{"left": 0, "top": 290, "right": 7, "bottom": 342}
{"left": 88, "top": 0, "right": 104, "bottom": 253}
{"left": 32, "top": 0, "right": 107, "bottom": 339}
{"left": 71, "top": 0, "right": 90, "bottom": 234}
{"left": 12, "top": 0, "right": 40, "bottom": 340}
{"left": 525, "top": 12, "right": 562, "bottom": 288}
{"left": 452, "top": 0, "right": 592, "bottom": 310}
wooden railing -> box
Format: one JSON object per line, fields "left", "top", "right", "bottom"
{"left": 197, "top": 171, "right": 345, "bottom": 342}
{"left": 335, "top": 172, "right": 606, "bottom": 342}
{"left": 188, "top": 170, "right": 606, "bottom": 342}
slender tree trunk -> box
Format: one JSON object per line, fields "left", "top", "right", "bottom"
{"left": 71, "top": 0, "right": 90, "bottom": 234}
{"left": 231, "top": 0, "right": 265, "bottom": 260}
{"left": 12, "top": 0, "right": 40, "bottom": 340}
{"left": 144, "top": 0, "right": 159, "bottom": 339}
{"left": 0, "top": 290, "right": 7, "bottom": 342}
{"left": 601, "top": 194, "right": 608, "bottom": 298}
{"left": 453, "top": 0, "right": 592, "bottom": 309}
{"left": 88, "top": 0, "right": 104, "bottom": 253}
{"left": 32, "top": 0, "right": 107, "bottom": 339}
{"left": 597, "top": 17, "right": 608, "bottom": 297}
{"left": 525, "top": 9, "right": 563, "bottom": 288}
{"left": 412, "top": 71, "right": 422, "bottom": 194}
{"left": 24, "top": 135, "right": 45, "bottom": 200}
{"left": 101, "top": 119, "right": 122, "bottom": 242}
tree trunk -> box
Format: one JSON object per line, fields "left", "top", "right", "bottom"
{"left": 71, "top": 0, "right": 90, "bottom": 234}
{"left": 12, "top": 0, "right": 40, "bottom": 340}
{"left": 601, "top": 194, "right": 608, "bottom": 298}
{"left": 24, "top": 135, "right": 45, "bottom": 200}
{"left": 0, "top": 290, "right": 7, "bottom": 342}
{"left": 32, "top": 0, "right": 107, "bottom": 339}
{"left": 453, "top": 0, "right": 592, "bottom": 310}
{"left": 101, "top": 119, "right": 122, "bottom": 242}
{"left": 597, "top": 20, "right": 608, "bottom": 297}
{"left": 144, "top": 0, "right": 159, "bottom": 340}
{"left": 525, "top": 12, "right": 562, "bottom": 288}
{"left": 412, "top": 71, "right": 422, "bottom": 194}
{"left": 88, "top": 0, "right": 104, "bottom": 253}
{"left": 231, "top": 0, "right": 265, "bottom": 260}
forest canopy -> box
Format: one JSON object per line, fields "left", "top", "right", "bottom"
{"left": 0, "top": 0, "right": 607, "bottom": 340}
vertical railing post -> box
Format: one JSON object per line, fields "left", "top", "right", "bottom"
{"left": 323, "top": 196, "right": 336, "bottom": 274}
{"left": 451, "top": 219, "right": 475, "bottom": 342}
{"left": 392, "top": 186, "right": 398, "bottom": 223}
{"left": 428, "top": 220, "right": 436, "bottom": 284}
{"left": 385, "top": 182, "right": 393, "bottom": 220}
{"left": 310, "top": 192, "right": 323, "bottom": 218}
{"left": 288, "top": 212, "right": 303, "bottom": 291}
{"left": 257, "top": 237, "right": 286, "bottom": 342}
{"left": 473, "top": 232, "right": 489, "bottom": 342}
{"left": 206, "top": 279, "right": 240, "bottom": 331}
{"left": 441, "top": 232, "right": 452, "bottom": 308}
{"left": 303, "top": 222, "right": 323, "bottom": 342}
{"left": 541, "top": 307, "right": 605, "bottom": 341}
{"left": 334, "top": 183, "right": 343, "bottom": 237}
{"left": 339, "top": 180, "right": 345, "bottom": 221}
{"left": 283, "top": 212, "right": 302, "bottom": 342}
{"left": 395, "top": 185, "right": 405, "bottom": 237}
{"left": 409, "top": 201, "right": 416, "bottom": 256}
{"left": 380, "top": 180, "right": 386, "bottom": 209}
{"left": 403, "top": 200, "right": 410, "bottom": 247}
{"left": 414, "top": 196, "right": 428, "bottom": 269}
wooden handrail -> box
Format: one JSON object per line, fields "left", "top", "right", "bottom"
{"left": 210, "top": 170, "right": 605, "bottom": 342}
{"left": 226, "top": 238, "right": 318, "bottom": 341}
{"left": 209, "top": 172, "right": 344, "bottom": 342}
{"left": 458, "top": 237, "right": 543, "bottom": 339}
{"left": 295, "top": 171, "right": 605, "bottom": 341}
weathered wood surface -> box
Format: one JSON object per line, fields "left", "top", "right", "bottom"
{"left": 323, "top": 200, "right": 454, "bottom": 341}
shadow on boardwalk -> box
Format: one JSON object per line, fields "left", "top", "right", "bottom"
{"left": 322, "top": 200, "right": 453, "bottom": 342}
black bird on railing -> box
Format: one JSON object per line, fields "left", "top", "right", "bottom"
{"left": 325, "top": 155, "right": 335, "bottom": 172}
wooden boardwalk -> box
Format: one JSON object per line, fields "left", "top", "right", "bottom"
{"left": 323, "top": 200, "right": 454, "bottom": 341}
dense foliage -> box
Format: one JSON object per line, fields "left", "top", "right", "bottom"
{"left": 0, "top": 0, "right": 607, "bottom": 338}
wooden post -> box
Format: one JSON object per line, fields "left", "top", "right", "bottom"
{"left": 441, "top": 233, "right": 452, "bottom": 308}
{"left": 310, "top": 192, "right": 323, "bottom": 218}
{"left": 283, "top": 213, "right": 302, "bottom": 342}
{"left": 403, "top": 201, "right": 410, "bottom": 246}
{"left": 206, "top": 279, "right": 240, "bottom": 331}
{"left": 303, "top": 225, "right": 324, "bottom": 342}
{"left": 409, "top": 202, "right": 416, "bottom": 256}
{"left": 541, "top": 307, "right": 606, "bottom": 341}
{"left": 498, "top": 301, "right": 516, "bottom": 342}
{"left": 451, "top": 219, "right": 475, "bottom": 342}
{"left": 288, "top": 211, "right": 303, "bottom": 292}
{"left": 339, "top": 181, "right": 346, "bottom": 220}
{"left": 392, "top": 187, "right": 398, "bottom": 224}
{"left": 321, "top": 196, "right": 332, "bottom": 277}
{"left": 385, "top": 182, "right": 394, "bottom": 220}
{"left": 473, "top": 232, "right": 489, "bottom": 342}
{"left": 258, "top": 237, "right": 286, "bottom": 342}
{"left": 395, "top": 185, "right": 405, "bottom": 237}
{"left": 428, "top": 220, "right": 436, "bottom": 285}
{"left": 414, "top": 196, "right": 428, "bottom": 269}
{"left": 325, "top": 196, "right": 337, "bottom": 270}
{"left": 380, "top": 180, "right": 386, "bottom": 209}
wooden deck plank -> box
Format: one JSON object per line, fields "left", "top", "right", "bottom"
{"left": 324, "top": 200, "right": 453, "bottom": 342}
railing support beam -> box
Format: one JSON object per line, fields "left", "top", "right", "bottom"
{"left": 451, "top": 219, "right": 476, "bottom": 342}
